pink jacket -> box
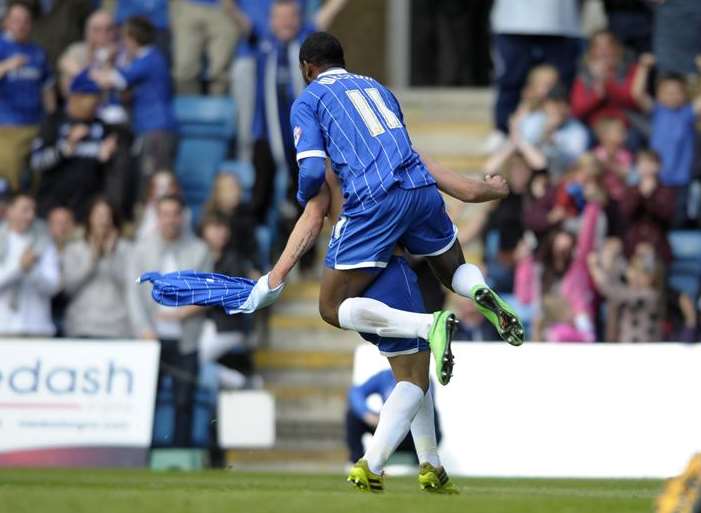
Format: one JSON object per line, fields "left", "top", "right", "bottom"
{"left": 516, "top": 203, "right": 601, "bottom": 322}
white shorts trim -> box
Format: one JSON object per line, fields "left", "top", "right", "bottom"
{"left": 408, "top": 224, "right": 459, "bottom": 258}
{"left": 296, "top": 149, "right": 327, "bottom": 162}
{"left": 379, "top": 346, "right": 427, "bottom": 358}
{"left": 334, "top": 260, "right": 388, "bottom": 270}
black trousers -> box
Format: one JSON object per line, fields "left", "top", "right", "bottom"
{"left": 158, "top": 339, "right": 198, "bottom": 448}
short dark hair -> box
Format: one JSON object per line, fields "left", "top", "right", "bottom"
{"left": 637, "top": 147, "right": 661, "bottom": 164}
{"left": 8, "top": 191, "right": 34, "bottom": 206}
{"left": 299, "top": 32, "right": 345, "bottom": 69}
{"left": 157, "top": 193, "right": 185, "bottom": 211}
{"left": 200, "top": 211, "right": 230, "bottom": 233}
{"left": 656, "top": 71, "right": 687, "bottom": 89}
{"left": 124, "top": 16, "right": 156, "bottom": 47}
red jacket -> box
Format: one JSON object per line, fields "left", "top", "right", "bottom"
{"left": 570, "top": 63, "right": 639, "bottom": 127}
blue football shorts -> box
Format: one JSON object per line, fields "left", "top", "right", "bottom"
{"left": 324, "top": 184, "right": 457, "bottom": 270}
{"left": 359, "top": 255, "right": 429, "bottom": 357}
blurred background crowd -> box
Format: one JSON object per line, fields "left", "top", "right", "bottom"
{"left": 0, "top": 0, "right": 700, "bottom": 455}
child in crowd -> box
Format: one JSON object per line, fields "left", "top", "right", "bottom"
{"left": 588, "top": 244, "right": 664, "bottom": 343}
{"left": 632, "top": 53, "right": 701, "bottom": 223}
{"left": 549, "top": 152, "right": 605, "bottom": 226}
{"left": 620, "top": 149, "right": 675, "bottom": 262}
{"left": 592, "top": 116, "right": 631, "bottom": 202}
{"left": 510, "top": 65, "right": 560, "bottom": 125}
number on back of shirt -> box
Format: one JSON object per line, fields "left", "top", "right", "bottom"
{"left": 345, "top": 88, "right": 402, "bottom": 137}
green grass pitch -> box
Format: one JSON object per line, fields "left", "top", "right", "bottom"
{"left": 0, "top": 469, "right": 662, "bottom": 513}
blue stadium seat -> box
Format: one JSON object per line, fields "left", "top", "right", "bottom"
{"left": 668, "top": 230, "right": 701, "bottom": 299}
{"left": 174, "top": 96, "right": 237, "bottom": 226}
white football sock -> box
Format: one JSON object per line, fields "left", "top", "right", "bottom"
{"left": 364, "top": 381, "right": 425, "bottom": 474}
{"left": 410, "top": 386, "right": 441, "bottom": 467}
{"left": 451, "top": 263, "right": 487, "bottom": 299}
{"left": 338, "top": 297, "right": 434, "bottom": 340}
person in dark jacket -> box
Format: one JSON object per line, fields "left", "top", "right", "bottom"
{"left": 31, "top": 69, "right": 117, "bottom": 221}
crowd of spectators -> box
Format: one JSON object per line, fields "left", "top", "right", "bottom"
{"left": 458, "top": 0, "right": 701, "bottom": 344}
{"left": 0, "top": 0, "right": 350, "bottom": 448}
{"left": 0, "top": 0, "right": 699, "bottom": 447}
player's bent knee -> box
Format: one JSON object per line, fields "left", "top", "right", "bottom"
{"left": 318, "top": 299, "right": 341, "bottom": 328}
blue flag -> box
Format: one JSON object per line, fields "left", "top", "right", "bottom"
{"left": 138, "top": 270, "right": 256, "bottom": 314}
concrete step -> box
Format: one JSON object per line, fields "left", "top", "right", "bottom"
{"left": 254, "top": 349, "right": 353, "bottom": 370}
{"left": 270, "top": 385, "right": 347, "bottom": 424}
{"left": 267, "top": 329, "right": 361, "bottom": 352}
{"left": 398, "top": 88, "right": 494, "bottom": 124}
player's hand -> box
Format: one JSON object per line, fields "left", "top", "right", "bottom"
{"left": 231, "top": 273, "right": 285, "bottom": 314}
{"left": 483, "top": 173, "right": 509, "bottom": 198}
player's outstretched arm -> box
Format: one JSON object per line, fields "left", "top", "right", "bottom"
{"left": 423, "top": 154, "right": 510, "bottom": 203}
{"left": 269, "top": 183, "right": 331, "bottom": 288}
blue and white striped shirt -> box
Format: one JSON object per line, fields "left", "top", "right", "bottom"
{"left": 290, "top": 68, "right": 434, "bottom": 214}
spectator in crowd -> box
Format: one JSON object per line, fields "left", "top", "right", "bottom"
{"left": 588, "top": 245, "right": 663, "bottom": 343}
{"left": 62, "top": 197, "right": 132, "bottom": 339}
{"left": 516, "top": 199, "right": 603, "bottom": 342}
{"left": 452, "top": 295, "right": 500, "bottom": 342}
{"left": 230, "top": 0, "right": 347, "bottom": 159}
{"left": 523, "top": 170, "right": 556, "bottom": 244}
{"left": 672, "top": 291, "right": 699, "bottom": 343}
{"left": 90, "top": 16, "right": 176, "bottom": 198}
{"left": 46, "top": 206, "right": 78, "bottom": 254}
{"left": 490, "top": 0, "right": 581, "bottom": 137}
{"left": 136, "top": 170, "right": 193, "bottom": 241}
{"left": 58, "top": 9, "right": 118, "bottom": 98}
{"left": 550, "top": 153, "right": 604, "bottom": 225}
{"left": 46, "top": 205, "right": 77, "bottom": 337}
{"left": 230, "top": 0, "right": 347, "bottom": 224}
{"left": 509, "top": 64, "right": 559, "bottom": 127}
{"left": 0, "top": 193, "right": 60, "bottom": 336}
{"left": 592, "top": 116, "right": 632, "bottom": 201}
{"left": 570, "top": 30, "right": 639, "bottom": 130}
{"left": 620, "top": 149, "right": 675, "bottom": 262}
{"left": 602, "top": 0, "right": 653, "bottom": 55}
{"left": 519, "top": 84, "right": 589, "bottom": 179}
{"left": 31, "top": 70, "right": 117, "bottom": 222}
{"left": 199, "top": 213, "right": 259, "bottom": 389}
{"left": 346, "top": 369, "right": 441, "bottom": 465}
{"left": 653, "top": 0, "right": 701, "bottom": 75}
{"left": 172, "top": 0, "right": 240, "bottom": 94}
{"left": 0, "top": 2, "right": 55, "bottom": 190}
{"left": 632, "top": 53, "right": 701, "bottom": 222}
{"left": 127, "top": 194, "right": 212, "bottom": 447}
{"left": 202, "top": 172, "right": 260, "bottom": 271}
{"left": 112, "top": 0, "right": 170, "bottom": 62}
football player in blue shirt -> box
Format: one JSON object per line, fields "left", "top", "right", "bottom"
{"left": 244, "top": 32, "right": 525, "bottom": 490}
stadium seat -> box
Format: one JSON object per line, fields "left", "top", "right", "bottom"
{"left": 668, "top": 230, "right": 701, "bottom": 300}
{"left": 174, "top": 96, "right": 237, "bottom": 226}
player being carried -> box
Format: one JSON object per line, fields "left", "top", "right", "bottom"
{"left": 141, "top": 32, "right": 524, "bottom": 494}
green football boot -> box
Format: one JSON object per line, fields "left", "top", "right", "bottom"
{"left": 471, "top": 285, "right": 524, "bottom": 346}
{"left": 418, "top": 463, "right": 460, "bottom": 494}
{"left": 427, "top": 311, "right": 459, "bottom": 386}
{"left": 346, "top": 459, "right": 384, "bottom": 493}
